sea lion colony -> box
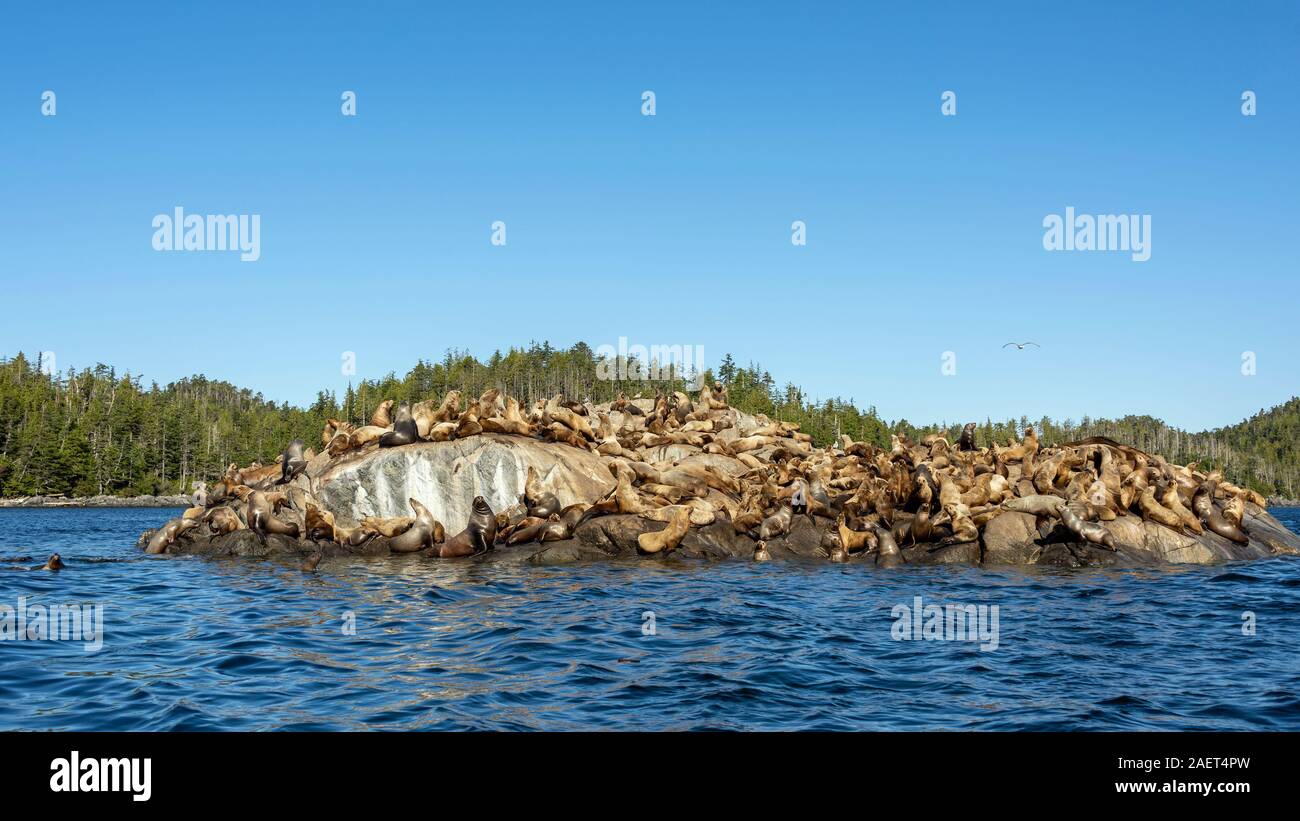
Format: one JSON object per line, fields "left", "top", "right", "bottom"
{"left": 140, "top": 385, "right": 1272, "bottom": 565}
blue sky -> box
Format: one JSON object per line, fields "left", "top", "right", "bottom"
{"left": 1, "top": 1, "right": 1297, "bottom": 431}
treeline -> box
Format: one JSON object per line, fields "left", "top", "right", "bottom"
{"left": 1, "top": 346, "right": 1297, "bottom": 498}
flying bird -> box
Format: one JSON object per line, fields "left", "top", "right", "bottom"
{"left": 1002, "top": 342, "right": 1040, "bottom": 350}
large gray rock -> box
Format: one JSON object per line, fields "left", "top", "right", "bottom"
{"left": 981, "top": 511, "right": 1042, "bottom": 565}
{"left": 316, "top": 435, "right": 615, "bottom": 533}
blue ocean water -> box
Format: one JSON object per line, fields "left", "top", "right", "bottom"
{"left": 0, "top": 506, "right": 1297, "bottom": 731}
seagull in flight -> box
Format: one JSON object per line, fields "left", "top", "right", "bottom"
{"left": 1002, "top": 341, "right": 1040, "bottom": 350}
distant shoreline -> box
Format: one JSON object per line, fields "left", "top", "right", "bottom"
{"left": 0, "top": 494, "right": 189, "bottom": 509}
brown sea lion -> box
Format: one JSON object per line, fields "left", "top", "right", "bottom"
{"left": 430, "top": 496, "right": 497, "bottom": 558}
{"left": 247, "top": 491, "right": 300, "bottom": 540}
{"left": 1193, "top": 482, "right": 1248, "bottom": 543}
{"left": 305, "top": 503, "right": 338, "bottom": 542}
{"left": 205, "top": 506, "right": 243, "bottom": 535}
{"left": 503, "top": 516, "right": 554, "bottom": 546}
{"left": 1059, "top": 502, "right": 1116, "bottom": 550}
{"left": 636, "top": 505, "right": 691, "bottom": 555}
{"left": 1138, "top": 485, "right": 1184, "bottom": 530}
{"left": 1160, "top": 481, "right": 1203, "bottom": 535}
{"left": 837, "top": 515, "right": 874, "bottom": 553}
{"left": 753, "top": 540, "right": 771, "bottom": 562}
{"left": 357, "top": 515, "right": 413, "bottom": 539}
{"left": 146, "top": 517, "right": 199, "bottom": 554}
{"left": 389, "top": 498, "right": 446, "bottom": 553}
{"left": 300, "top": 552, "right": 323, "bottom": 572}
{"left": 41, "top": 553, "right": 65, "bottom": 571}
{"left": 371, "top": 399, "right": 394, "bottom": 428}
{"left": 758, "top": 505, "right": 793, "bottom": 541}
{"left": 348, "top": 425, "right": 389, "bottom": 449}
{"left": 431, "top": 391, "right": 462, "bottom": 423}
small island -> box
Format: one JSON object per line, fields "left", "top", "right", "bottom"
{"left": 136, "top": 386, "right": 1300, "bottom": 568}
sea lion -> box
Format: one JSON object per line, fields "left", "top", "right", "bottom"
{"left": 360, "top": 515, "right": 415, "bottom": 537}
{"left": 1192, "top": 482, "right": 1248, "bottom": 543}
{"left": 1138, "top": 485, "right": 1184, "bottom": 530}
{"left": 191, "top": 482, "right": 208, "bottom": 508}
{"left": 247, "top": 491, "right": 300, "bottom": 540}
{"left": 1222, "top": 492, "right": 1246, "bottom": 529}
{"left": 1159, "top": 481, "right": 1203, "bottom": 535}
{"left": 371, "top": 399, "right": 394, "bottom": 428}
{"left": 503, "top": 516, "right": 555, "bottom": 546}
{"left": 431, "top": 390, "right": 462, "bottom": 423}
{"left": 875, "top": 526, "right": 903, "bottom": 568}
{"left": 523, "top": 466, "right": 562, "bottom": 518}
{"left": 1059, "top": 502, "right": 1116, "bottom": 550}
{"left": 278, "top": 439, "right": 309, "bottom": 485}
{"left": 455, "top": 404, "right": 483, "bottom": 438}
{"left": 430, "top": 496, "right": 497, "bottom": 558}
{"left": 41, "top": 553, "right": 65, "bottom": 571}
{"left": 753, "top": 540, "right": 771, "bottom": 562}
{"left": 379, "top": 403, "right": 419, "bottom": 448}
{"left": 837, "top": 515, "right": 875, "bottom": 553}
{"left": 758, "top": 505, "right": 793, "bottom": 541}
{"left": 957, "top": 422, "right": 977, "bottom": 452}
{"left": 1000, "top": 494, "right": 1065, "bottom": 516}
{"left": 305, "top": 503, "right": 338, "bottom": 542}
{"left": 145, "top": 517, "right": 199, "bottom": 554}
{"left": 205, "top": 506, "right": 243, "bottom": 535}
{"left": 348, "top": 425, "right": 389, "bottom": 449}
{"left": 389, "top": 498, "right": 446, "bottom": 553}
{"left": 300, "top": 552, "right": 323, "bottom": 572}
{"left": 636, "top": 505, "right": 691, "bottom": 555}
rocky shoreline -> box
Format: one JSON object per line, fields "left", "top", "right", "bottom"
{"left": 144, "top": 502, "right": 1300, "bottom": 568}
{"left": 0, "top": 494, "right": 190, "bottom": 509}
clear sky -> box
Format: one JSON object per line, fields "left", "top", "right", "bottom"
{"left": 2, "top": 2, "right": 1297, "bottom": 432}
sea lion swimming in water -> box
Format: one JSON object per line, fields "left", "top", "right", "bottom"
{"left": 41, "top": 553, "right": 65, "bottom": 571}
{"left": 753, "top": 540, "right": 771, "bottom": 562}
{"left": 300, "top": 552, "right": 323, "bottom": 572}
{"left": 279, "top": 439, "right": 309, "bottom": 485}
{"left": 379, "top": 403, "right": 419, "bottom": 448}
{"left": 429, "top": 496, "right": 497, "bottom": 558}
